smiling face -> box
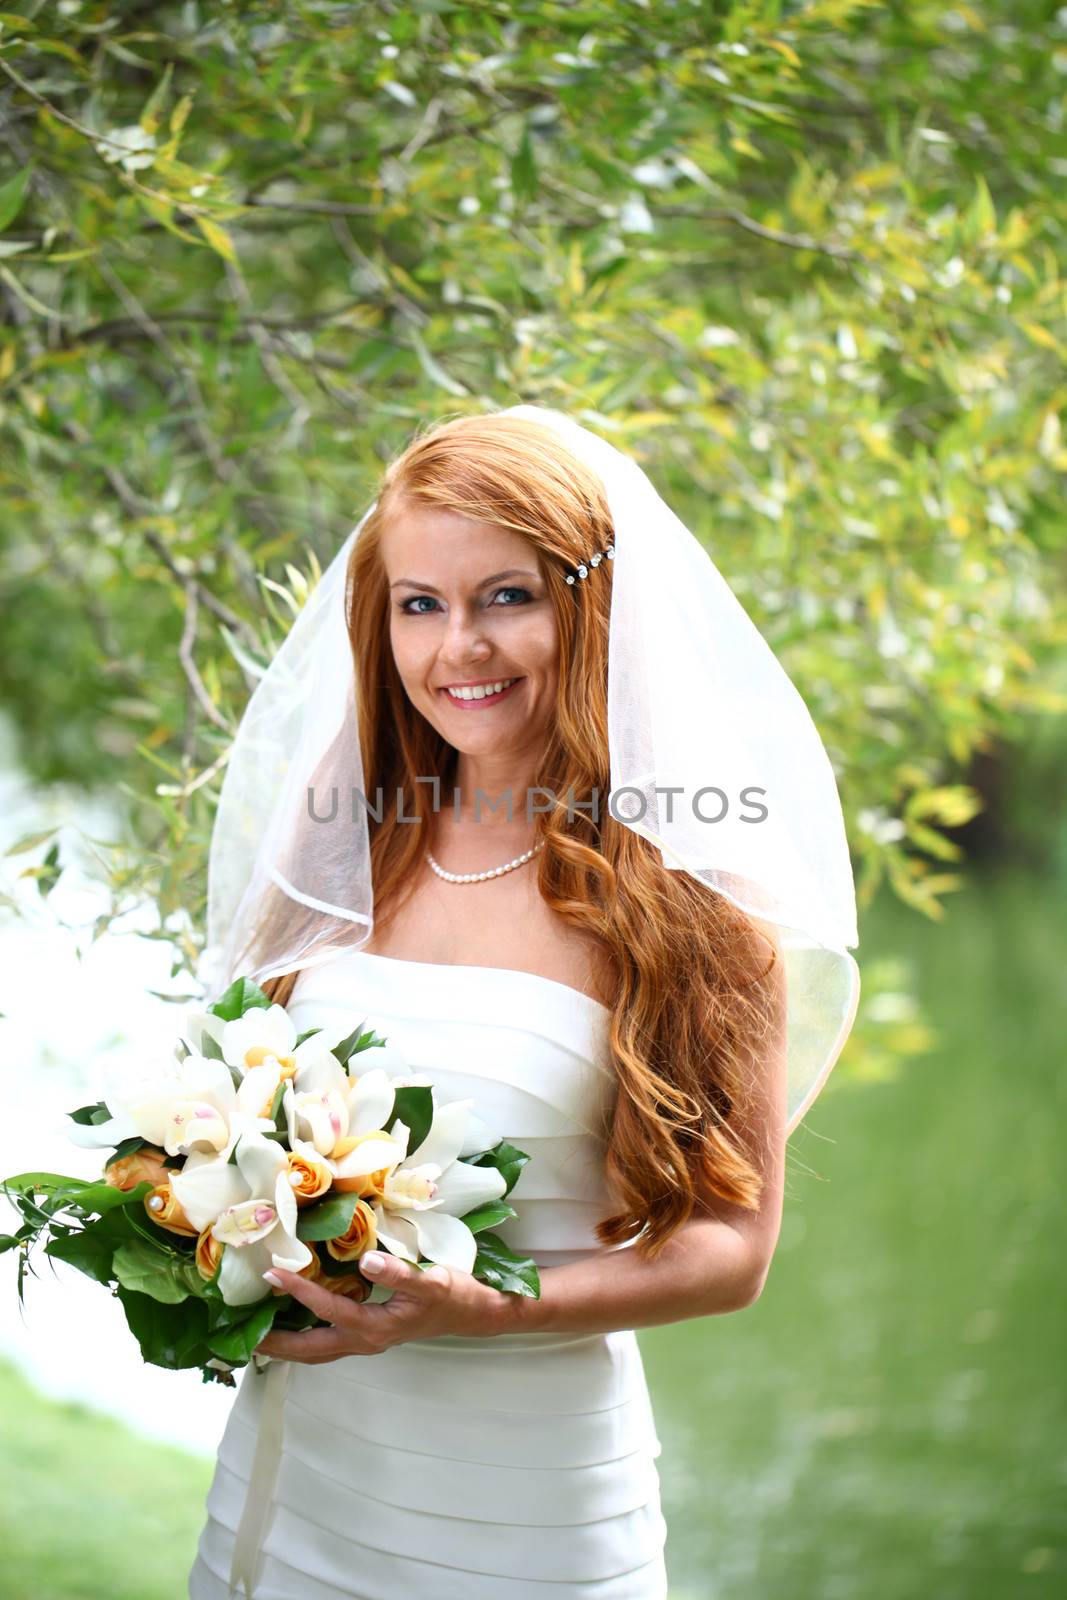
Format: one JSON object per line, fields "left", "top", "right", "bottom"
{"left": 381, "top": 500, "right": 561, "bottom": 778}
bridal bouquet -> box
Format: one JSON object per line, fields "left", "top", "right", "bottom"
{"left": 0, "top": 976, "right": 540, "bottom": 1385}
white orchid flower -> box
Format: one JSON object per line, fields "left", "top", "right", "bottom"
{"left": 347, "top": 1097, "right": 509, "bottom": 1275}
{"left": 208, "top": 1130, "right": 313, "bottom": 1305}
{"left": 216, "top": 1004, "right": 353, "bottom": 1089}
{"left": 114, "top": 1054, "right": 281, "bottom": 1159}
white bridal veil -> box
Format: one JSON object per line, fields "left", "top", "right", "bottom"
{"left": 203, "top": 404, "right": 860, "bottom": 1136}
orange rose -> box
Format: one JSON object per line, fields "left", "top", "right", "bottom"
{"left": 289, "top": 1245, "right": 372, "bottom": 1301}
{"left": 144, "top": 1181, "right": 199, "bottom": 1237}
{"left": 330, "top": 1132, "right": 394, "bottom": 1198}
{"left": 285, "top": 1150, "right": 333, "bottom": 1207}
{"left": 104, "top": 1147, "right": 170, "bottom": 1192}
{"left": 195, "top": 1226, "right": 223, "bottom": 1280}
{"left": 325, "top": 1196, "right": 377, "bottom": 1263}
{"left": 332, "top": 1272, "right": 372, "bottom": 1302}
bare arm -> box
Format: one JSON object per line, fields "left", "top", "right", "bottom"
{"left": 491, "top": 920, "right": 789, "bottom": 1338}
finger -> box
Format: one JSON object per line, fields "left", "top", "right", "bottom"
{"left": 361, "top": 1251, "right": 449, "bottom": 1296}
{"left": 255, "top": 1325, "right": 347, "bottom": 1361}
{"left": 263, "top": 1265, "right": 362, "bottom": 1325}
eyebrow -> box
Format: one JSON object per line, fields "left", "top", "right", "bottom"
{"left": 389, "top": 568, "right": 540, "bottom": 594}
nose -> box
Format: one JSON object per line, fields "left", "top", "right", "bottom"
{"left": 438, "top": 604, "right": 493, "bottom": 667}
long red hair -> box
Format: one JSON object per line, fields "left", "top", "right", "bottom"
{"left": 260, "top": 412, "right": 780, "bottom": 1259}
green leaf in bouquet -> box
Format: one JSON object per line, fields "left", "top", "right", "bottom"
{"left": 467, "top": 1139, "right": 531, "bottom": 1198}
{"left": 117, "top": 1285, "right": 213, "bottom": 1370}
{"left": 269, "top": 1080, "right": 287, "bottom": 1129}
{"left": 197, "top": 1031, "right": 226, "bottom": 1062}
{"left": 208, "top": 976, "right": 273, "bottom": 1020}
{"left": 331, "top": 1017, "right": 369, "bottom": 1068}
{"left": 295, "top": 1191, "right": 361, "bottom": 1241}
{"left": 113, "top": 1237, "right": 204, "bottom": 1303}
{"left": 457, "top": 1198, "right": 518, "bottom": 1235}
{"left": 58, "top": 1178, "right": 159, "bottom": 1218}
{"left": 1, "top": 1173, "right": 157, "bottom": 1221}
{"left": 331, "top": 1019, "right": 384, "bottom": 1068}
{"left": 0, "top": 1233, "right": 20, "bottom": 1253}
{"left": 67, "top": 1101, "right": 114, "bottom": 1126}
{"left": 45, "top": 1222, "right": 126, "bottom": 1286}
{"left": 295, "top": 1026, "right": 324, "bottom": 1046}
{"left": 472, "top": 1231, "right": 541, "bottom": 1299}
{"left": 206, "top": 1295, "right": 279, "bottom": 1363}
{"left": 385, "top": 1084, "right": 432, "bottom": 1152}
{"left": 103, "top": 1136, "right": 153, "bottom": 1169}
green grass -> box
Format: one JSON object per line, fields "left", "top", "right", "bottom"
{"left": 3, "top": 865, "right": 1063, "bottom": 1598}
{"left": 0, "top": 1356, "right": 212, "bottom": 1600}
{"left": 645, "top": 865, "right": 1067, "bottom": 1599}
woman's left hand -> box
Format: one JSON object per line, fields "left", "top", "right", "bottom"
{"left": 253, "top": 1252, "right": 506, "bottom": 1363}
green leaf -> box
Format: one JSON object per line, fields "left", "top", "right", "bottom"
{"left": 0, "top": 165, "right": 32, "bottom": 232}
{"left": 331, "top": 1020, "right": 387, "bottom": 1067}
{"left": 113, "top": 1237, "right": 203, "bottom": 1303}
{"left": 472, "top": 1231, "right": 541, "bottom": 1299}
{"left": 117, "top": 1285, "right": 213, "bottom": 1370}
{"left": 45, "top": 1226, "right": 122, "bottom": 1286}
{"left": 209, "top": 977, "right": 273, "bottom": 1020}
{"left": 68, "top": 1101, "right": 113, "bottom": 1126}
{"left": 104, "top": 1137, "right": 152, "bottom": 1168}
{"left": 511, "top": 123, "right": 537, "bottom": 204}
{"left": 467, "top": 1139, "right": 530, "bottom": 1198}
{"left": 295, "top": 1190, "right": 360, "bottom": 1241}
{"left": 457, "top": 1198, "right": 517, "bottom": 1234}
{"left": 206, "top": 1296, "right": 278, "bottom": 1363}
{"left": 385, "top": 1085, "right": 432, "bottom": 1154}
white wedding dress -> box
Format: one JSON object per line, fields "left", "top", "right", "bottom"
{"left": 187, "top": 950, "right": 669, "bottom": 1599}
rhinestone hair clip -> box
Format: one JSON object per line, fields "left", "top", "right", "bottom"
{"left": 564, "top": 543, "right": 615, "bottom": 585}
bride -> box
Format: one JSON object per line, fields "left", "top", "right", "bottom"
{"left": 188, "top": 405, "right": 860, "bottom": 1598}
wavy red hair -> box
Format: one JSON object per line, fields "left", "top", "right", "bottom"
{"left": 260, "top": 412, "right": 782, "bottom": 1259}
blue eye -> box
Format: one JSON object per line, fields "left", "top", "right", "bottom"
{"left": 398, "top": 587, "right": 532, "bottom": 615}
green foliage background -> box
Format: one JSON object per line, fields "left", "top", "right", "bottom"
{"left": 1, "top": 0, "right": 1065, "bottom": 1034}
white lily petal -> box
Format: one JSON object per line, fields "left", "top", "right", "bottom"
{"left": 291, "top": 1048, "right": 348, "bottom": 1097}
{"left": 429, "top": 1158, "right": 508, "bottom": 1218}
{"left": 371, "top": 1205, "right": 420, "bottom": 1263}
{"left": 221, "top": 1005, "right": 295, "bottom": 1071}
{"left": 273, "top": 1167, "right": 299, "bottom": 1237}
{"left": 405, "top": 1098, "right": 473, "bottom": 1173}
{"left": 65, "top": 1112, "right": 136, "bottom": 1149}
{"left": 218, "top": 1238, "right": 274, "bottom": 1305}
{"left": 170, "top": 1152, "right": 250, "bottom": 1232}
{"left": 459, "top": 1111, "right": 503, "bottom": 1158}
{"left": 333, "top": 1134, "right": 404, "bottom": 1181}
{"left": 408, "top": 1206, "right": 478, "bottom": 1273}
{"left": 234, "top": 1129, "right": 286, "bottom": 1198}
{"left": 182, "top": 1009, "right": 228, "bottom": 1055}
{"left": 346, "top": 1068, "right": 397, "bottom": 1136}
{"left": 269, "top": 1218, "right": 313, "bottom": 1274}
{"left": 176, "top": 1055, "right": 238, "bottom": 1112}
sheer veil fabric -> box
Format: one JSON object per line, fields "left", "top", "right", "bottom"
{"left": 203, "top": 404, "right": 860, "bottom": 1136}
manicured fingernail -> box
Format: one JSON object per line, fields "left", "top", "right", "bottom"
{"left": 360, "top": 1252, "right": 384, "bottom": 1275}
{"left": 262, "top": 1269, "right": 283, "bottom": 1286}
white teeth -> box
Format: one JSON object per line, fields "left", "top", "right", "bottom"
{"left": 445, "top": 678, "right": 515, "bottom": 701}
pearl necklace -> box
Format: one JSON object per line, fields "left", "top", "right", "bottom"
{"left": 428, "top": 840, "right": 544, "bottom": 884}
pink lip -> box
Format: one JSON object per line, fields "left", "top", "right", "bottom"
{"left": 439, "top": 678, "right": 522, "bottom": 709}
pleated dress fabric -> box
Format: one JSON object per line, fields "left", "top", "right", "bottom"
{"left": 186, "top": 950, "right": 669, "bottom": 1600}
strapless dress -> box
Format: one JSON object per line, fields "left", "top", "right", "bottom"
{"left": 186, "top": 950, "right": 669, "bottom": 1599}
